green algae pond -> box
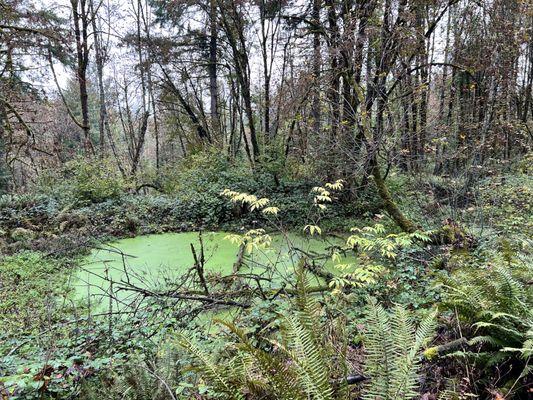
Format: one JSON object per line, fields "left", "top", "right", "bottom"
{"left": 77, "top": 231, "right": 355, "bottom": 310}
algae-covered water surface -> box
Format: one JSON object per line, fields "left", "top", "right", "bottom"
{"left": 77, "top": 231, "right": 353, "bottom": 308}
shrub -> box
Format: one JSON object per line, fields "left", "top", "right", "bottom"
{"left": 37, "top": 157, "right": 128, "bottom": 204}
{"left": 155, "top": 148, "right": 253, "bottom": 195}
{"left": 0, "top": 193, "right": 59, "bottom": 231}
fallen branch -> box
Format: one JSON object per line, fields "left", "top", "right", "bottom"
{"left": 346, "top": 374, "right": 368, "bottom": 385}
{"left": 232, "top": 242, "right": 246, "bottom": 274}
{"left": 135, "top": 183, "right": 163, "bottom": 193}
{"left": 423, "top": 337, "right": 469, "bottom": 360}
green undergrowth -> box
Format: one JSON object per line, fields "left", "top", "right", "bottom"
{"left": 1, "top": 151, "right": 532, "bottom": 399}
{"left": 0, "top": 251, "right": 73, "bottom": 336}
{"left": 475, "top": 173, "right": 533, "bottom": 237}
{"left": 0, "top": 154, "right": 374, "bottom": 257}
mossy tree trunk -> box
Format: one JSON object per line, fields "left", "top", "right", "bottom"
{"left": 0, "top": 102, "right": 8, "bottom": 194}
{"left": 371, "top": 161, "right": 417, "bottom": 233}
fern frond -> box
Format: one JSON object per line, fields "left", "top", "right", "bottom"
{"left": 472, "top": 321, "right": 523, "bottom": 340}
{"left": 468, "top": 335, "right": 507, "bottom": 348}
{"left": 218, "top": 319, "right": 304, "bottom": 400}
{"left": 438, "top": 255, "right": 532, "bottom": 371}
{"left": 437, "top": 389, "right": 461, "bottom": 400}
{"left": 362, "top": 300, "right": 436, "bottom": 400}
{"left": 390, "top": 305, "right": 418, "bottom": 399}
{"left": 176, "top": 332, "right": 245, "bottom": 400}
{"left": 362, "top": 298, "right": 394, "bottom": 400}
{"left": 283, "top": 315, "right": 334, "bottom": 400}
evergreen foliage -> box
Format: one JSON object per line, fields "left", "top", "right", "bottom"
{"left": 362, "top": 299, "right": 437, "bottom": 400}
{"left": 177, "top": 270, "right": 436, "bottom": 399}
{"left": 437, "top": 249, "right": 533, "bottom": 394}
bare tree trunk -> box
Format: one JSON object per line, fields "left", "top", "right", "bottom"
{"left": 161, "top": 67, "right": 211, "bottom": 143}
{"left": 399, "top": 77, "right": 411, "bottom": 171}
{"left": 89, "top": 0, "right": 106, "bottom": 158}
{"left": 0, "top": 101, "right": 8, "bottom": 193}
{"left": 208, "top": 0, "right": 220, "bottom": 140}
{"left": 415, "top": 6, "right": 429, "bottom": 167}
{"left": 259, "top": 0, "right": 270, "bottom": 140}
{"left": 218, "top": 0, "right": 260, "bottom": 162}
{"left": 130, "top": 0, "right": 149, "bottom": 175}
{"left": 71, "top": 0, "right": 94, "bottom": 155}
{"left": 311, "top": 0, "right": 321, "bottom": 137}
{"left": 345, "top": 0, "right": 376, "bottom": 159}
{"left": 434, "top": 8, "right": 452, "bottom": 175}
{"left": 409, "top": 69, "right": 418, "bottom": 169}
{"left": 325, "top": 0, "right": 340, "bottom": 139}
{"left": 143, "top": 8, "right": 160, "bottom": 169}
{"left": 131, "top": 112, "right": 150, "bottom": 175}
{"left": 521, "top": 16, "right": 533, "bottom": 122}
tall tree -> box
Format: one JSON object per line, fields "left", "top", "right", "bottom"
{"left": 70, "top": 0, "right": 95, "bottom": 154}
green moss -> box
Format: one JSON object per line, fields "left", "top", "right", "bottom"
{"left": 423, "top": 346, "right": 438, "bottom": 360}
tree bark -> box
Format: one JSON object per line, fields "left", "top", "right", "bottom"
{"left": 372, "top": 161, "right": 417, "bottom": 233}
{"left": 208, "top": 0, "right": 220, "bottom": 140}
{"left": 89, "top": 0, "right": 106, "bottom": 158}
{"left": 218, "top": 0, "right": 260, "bottom": 162}
{"left": 325, "top": 0, "right": 340, "bottom": 139}
{"left": 0, "top": 101, "right": 8, "bottom": 193}
{"left": 311, "top": 0, "right": 321, "bottom": 137}
{"left": 71, "top": 0, "right": 94, "bottom": 155}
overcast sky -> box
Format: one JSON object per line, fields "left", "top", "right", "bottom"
{"left": 31, "top": 0, "right": 453, "bottom": 102}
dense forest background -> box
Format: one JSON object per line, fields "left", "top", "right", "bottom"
{"left": 1, "top": 0, "right": 531, "bottom": 187}
{"left": 0, "top": 0, "right": 532, "bottom": 399}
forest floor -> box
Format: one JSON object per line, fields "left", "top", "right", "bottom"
{"left": 0, "top": 157, "right": 532, "bottom": 399}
